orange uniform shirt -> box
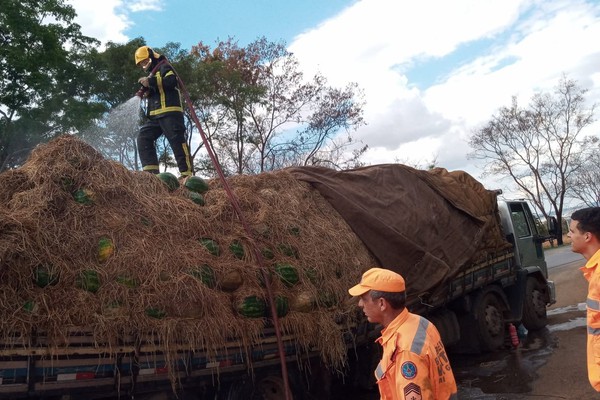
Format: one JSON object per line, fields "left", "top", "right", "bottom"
{"left": 375, "top": 309, "right": 457, "bottom": 400}
{"left": 581, "top": 249, "right": 600, "bottom": 391}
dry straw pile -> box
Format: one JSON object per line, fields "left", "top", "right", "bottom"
{"left": 0, "top": 135, "right": 374, "bottom": 378}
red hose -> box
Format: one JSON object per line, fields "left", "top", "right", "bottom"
{"left": 173, "top": 69, "right": 293, "bottom": 399}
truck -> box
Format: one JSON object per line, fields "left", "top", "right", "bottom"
{"left": 0, "top": 136, "right": 555, "bottom": 399}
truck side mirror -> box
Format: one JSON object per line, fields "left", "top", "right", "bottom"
{"left": 547, "top": 217, "right": 558, "bottom": 236}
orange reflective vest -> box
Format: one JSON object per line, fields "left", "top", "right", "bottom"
{"left": 581, "top": 249, "right": 600, "bottom": 392}
{"left": 375, "top": 309, "right": 458, "bottom": 400}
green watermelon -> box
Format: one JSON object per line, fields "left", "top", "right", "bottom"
{"left": 200, "top": 238, "right": 220, "bottom": 256}
{"left": 229, "top": 240, "right": 244, "bottom": 259}
{"left": 34, "top": 265, "right": 59, "bottom": 288}
{"left": 22, "top": 300, "right": 38, "bottom": 313}
{"left": 116, "top": 275, "right": 139, "bottom": 288}
{"left": 189, "top": 264, "right": 216, "bottom": 288}
{"left": 76, "top": 270, "right": 101, "bottom": 293}
{"left": 145, "top": 307, "right": 167, "bottom": 319}
{"left": 274, "top": 263, "right": 299, "bottom": 287}
{"left": 272, "top": 296, "right": 289, "bottom": 318}
{"left": 187, "top": 191, "right": 205, "bottom": 205}
{"left": 73, "top": 188, "right": 94, "bottom": 205}
{"left": 304, "top": 267, "right": 318, "bottom": 284}
{"left": 261, "top": 247, "right": 274, "bottom": 260}
{"left": 184, "top": 176, "right": 209, "bottom": 194}
{"left": 237, "top": 296, "right": 266, "bottom": 318}
{"left": 157, "top": 172, "right": 179, "bottom": 191}
{"left": 97, "top": 237, "right": 114, "bottom": 263}
{"left": 278, "top": 243, "right": 298, "bottom": 258}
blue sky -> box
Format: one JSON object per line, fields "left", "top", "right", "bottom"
{"left": 68, "top": 0, "right": 600, "bottom": 196}
{"left": 124, "top": 0, "right": 355, "bottom": 49}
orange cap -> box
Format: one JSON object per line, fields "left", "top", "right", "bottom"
{"left": 348, "top": 267, "right": 405, "bottom": 296}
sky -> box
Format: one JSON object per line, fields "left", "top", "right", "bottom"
{"left": 66, "top": 0, "right": 600, "bottom": 195}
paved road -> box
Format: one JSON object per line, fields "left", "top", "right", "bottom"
{"left": 545, "top": 243, "right": 584, "bottom": 268}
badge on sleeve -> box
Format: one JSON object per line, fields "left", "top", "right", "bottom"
{"left": 404, "top": 382, "right": 422, "bottom": 400}
{"left": 401, "top": 361, "right": 417, "bottom": 379}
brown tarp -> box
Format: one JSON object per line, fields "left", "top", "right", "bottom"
{"left": 287, "top": 164, "right": 512, "bottom": 298}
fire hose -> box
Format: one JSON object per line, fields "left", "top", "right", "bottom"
{"left": 138, "top": 59, "right": 293, "bottom": 400}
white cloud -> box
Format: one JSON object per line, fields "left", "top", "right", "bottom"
{"left": 127, "top": 0, "right": 162, "bottom": 13}
{"left": 66, "top": 0, "right": 131, "bottom": 46}
{"left": 289, "top": 0, "right": 600, "bottom": 180}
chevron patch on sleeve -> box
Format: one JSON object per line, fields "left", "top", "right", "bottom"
{"left": 403, "top": 382, "right": 422, "bottom": 400}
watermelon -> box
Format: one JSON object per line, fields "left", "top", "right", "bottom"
{"left": 34, "top": 265, "right": 59, "bottom": 288}
{"left": 73, "top": 188, "right": 94, "bottom": 205}
{"left": 261, "top": 247, "right": 274, "bottom": 260}
{"left": 187, "top": 191, "right": 205, "bottom": 205}
{"left": 76, "top": 270, "right": 101, "bottom": 293}
{"left": 98, "top": 237, "right": 114, "bottom": 263}
{"left": 22, "top": 300, "right": 38, "bottom": 313}
{"left": 274, "top": 263, "right": 299, "bottom": 287}
{"left": 278, "top": 243, "right": 298, "bottom": 259}
{"left": 229, "top": 240, "right": 244, "bottom": 259}
{"left": 219, "top": 270, "right": 243, "bottom": 291}
{"left": 145, "top": 307, "right": 167, "bottom": 319}
{"left": 157, "top": 172, "right": 179, "bottom": 191}
{"left": 290, "top": 291, "right": 315, "bottom": 313}
{"left": 271, "top": 295, "right": 289, "bottom": 318}
{"left": 304, "top": 267, "right": 318, "bottom": 284}
{"left": 184, "top": 176, "right": 209, "bottom": 194}
{"left": 200, "top": 238, "right": 220, "bottom": 256}
{"left": 116, "top": 275, "right": 139, "bottom": 288}
{"left": 237, "top": 296, "right": 266, "bottom": 318}
{"left": 189, "top": 264, "right": 216, "bottom": 288}
{"left": 289, "top": 226, "right": 300, "bottom": 236}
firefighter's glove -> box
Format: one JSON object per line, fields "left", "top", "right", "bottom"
{"left": 138, "top": 77, "right": 150, "bottom": 87}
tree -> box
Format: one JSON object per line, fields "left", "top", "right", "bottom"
{"left": 189, "top": 37, "right": 366, "bottom": 176}
{"left": 0, "top": 0, "right": 105, "bottom": 170}
{"left": 569, "top": 136, "right": 600, "bottom": 207}
{"left": 469, "top": 76, "right": 596, "bottom": 244}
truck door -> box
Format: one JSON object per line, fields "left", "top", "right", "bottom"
{"left": 508, "top": 202, "right": 547, "bottom": 272}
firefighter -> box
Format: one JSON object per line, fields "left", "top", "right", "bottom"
{"left": 568, "top": 207, "right": 600, "bottom": 392}
{"left": 134, "top": 45, "right": 192, "bottom": 180}
{"left": 348, "top": 268, "right": 458, "bottom": 400}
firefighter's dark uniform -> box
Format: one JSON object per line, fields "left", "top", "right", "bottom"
{"left": 137, "top": 55, "right": 192, "bottom": 177}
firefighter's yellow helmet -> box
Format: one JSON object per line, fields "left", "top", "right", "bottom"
{"left": 134, "top": 46, "right": 161, "bottom": 65}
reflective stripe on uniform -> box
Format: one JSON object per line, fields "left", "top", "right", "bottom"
{"left": 410, "top": 317, "right": 429, "bottom": 355}
{"left": 375, "top": 362, "right": 384, "bottom": 380}
{"left": 587, "top": 297, "right": 600, "bottom": 311}
{"left": 143, "top": 165, "right": 159, "bottom": 171}
{"left": 588, "top": 326, "right": 600, "bottom": 335}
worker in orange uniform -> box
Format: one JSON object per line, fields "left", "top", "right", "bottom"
{"left": 348, "top": 267, "right": 458, "bottom": 400}
{"left": 134, "top": 45, "right": 193, "bottom": 180}
{"left": 569, "top": 207, "right": 600, "bottom": 392}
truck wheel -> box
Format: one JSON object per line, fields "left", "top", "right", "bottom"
{"left": 522, "top": 277, "right": 548, "bottom": 330}
{"left": 476, "top": 292, "right": 506, "bottom": 352}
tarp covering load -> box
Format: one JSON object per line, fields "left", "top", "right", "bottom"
{"left": 288, "top": 165, "right": 512, "bottom": 300}
{"left": 0, "top": 136, "right": 374, "bottom": 376}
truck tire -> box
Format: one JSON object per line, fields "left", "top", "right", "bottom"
{"left": 522, "top": 276, "right": 548, "bottom": 330}
{"left": 475, "top": 291, "right": 506, "bottom": 352}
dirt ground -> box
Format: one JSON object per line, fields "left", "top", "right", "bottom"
{"left": 525, "top": 258, "right": 598, "bottom": 399}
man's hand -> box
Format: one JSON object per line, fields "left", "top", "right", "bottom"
{"left": 138, "top": 77, "right": 149, "bottom": 87}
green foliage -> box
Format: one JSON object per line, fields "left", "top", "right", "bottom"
{"left": 0, "top": 0, "right": 106, "bottom": 170}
